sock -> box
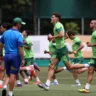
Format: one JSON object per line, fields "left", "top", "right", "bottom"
{"left": 54, "top": 79, "right": 58, "bottom": 83}
{"left": 3, "top": 85, "right": 7, "bottom": 89}
{"left": 85, "top": 83, "right": 90, "bottom": 90}
{"left": 63, "top": 67, "right": 67, "bottom": 70}
{"left": 24, "top": 78, "right": 28, "bottom": 82}
{"left": 75, "top": 79, "right": 80, "bottom": 84}
{"left": 84, "top": 64, "right": 90, "bottom": 68}
{"left": 17, "top": 80, "right": 21, "bottom": 84}
{"left": 45, "top": 80, "right": 51, "bottom": 87}
{"left": 0, "top": 80, "right": 3, "bottom": 85}
{"left": 8, "top": 91, "right": 13, "bottom": 96}
{"left": 36, "top": 77, "right": 40, "bottom": 82}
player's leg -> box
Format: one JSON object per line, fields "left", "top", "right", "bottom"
{"left": 78, "top": 66, "right": 94, "bottom": 93}
{"left": 0, "top": 62, "right": 5, "bottom": 88}
{"left": 16, "top": 74, "right": 22, "bottom": 87}
{"left": 8, "top": 54, "right": 21, "bottom": 96}
{"left": 78, "top": 58, "right": 96, "bottom": 93}
{"left": 38, "top": 57, "right": 59, "bottom": 90}
{"left": 2, "top": 55, "right": 11, "bottom": 96}
{"left": 55, "top": 67, "right": 67, "bottom": 73}
{"left": 64, "top": 61, "right": 89, "bottom": 70}
{"left": 51, "top": 74, "right": 59, "bottom": 85}
{"left": 72, "top": 69, "right": 81, "bottom": 86}
{"left": 29, "top": 57, "right": 41, "bottom": 84}
{"left": 77, "top": 68, "right": 88, "bottom": 74}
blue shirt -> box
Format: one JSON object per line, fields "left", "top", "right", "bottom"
{"left": 0, "top": 28, "right": 23, "bottom": 54}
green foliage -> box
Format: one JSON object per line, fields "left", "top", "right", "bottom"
{"left": 65, "top": 22, "right": 80, "bottom": 34}
{"left": 0, "top": 0, "right": 32, "bottom": 16}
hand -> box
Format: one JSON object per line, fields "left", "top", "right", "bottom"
{"left": 44, "top": 50, "right": 47, "bottom": 54}
{"left": 23, "top": 40, "right": 27, "bottom": 44}
{"left": 0, "top": 56, "right": 3, "bottom": 62}
{"left": 21, "top": 60, "right": 25, "bottom": 67}
{"left": 48, "top": 34, "right": 53, "bottom": 41}
{"left": 86, "top": 42, "right": 92, "bottom": 47}
{"left": 73, "top": 51, "right": 77, "bottom": 54}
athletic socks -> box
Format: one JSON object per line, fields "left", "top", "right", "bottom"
{"left": 45, "top": 80, "right": 51, "bottom": 86}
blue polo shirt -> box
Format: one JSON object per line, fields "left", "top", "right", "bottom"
{"left": 0, "top": 28, "right": 23, "bottom": 54}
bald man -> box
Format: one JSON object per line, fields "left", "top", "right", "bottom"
{"left": 78, "top": 20, "right": 96, "bottom": 93}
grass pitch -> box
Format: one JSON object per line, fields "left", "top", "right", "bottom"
{"left": 0, "top": 67, "right": 96, "bottom": 96}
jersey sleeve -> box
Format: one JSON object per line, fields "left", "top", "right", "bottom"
{"left": 17, "top": 34, "right": 23, "bottom": 47}
{"left": 75, "top": 39, "right": 82, "bottom": 45}
{"left": 26, "top": 38, "right": 32, "bottom": 47}
{"left": 55, "top": 24, "right": 63, "bottom": 33}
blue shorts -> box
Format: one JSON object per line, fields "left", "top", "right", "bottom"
{"left": 4, "top": 54, "right": 21, "bottom": 75}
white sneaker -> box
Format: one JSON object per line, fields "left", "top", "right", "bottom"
{"left": 72, "top": 83, "right": 81, "bottom": 86}
{"left": 51, "top": 82, "right": 59, "bottom": 85}
{"left": 37, "top": 84, "right": 49, "bottom": 91}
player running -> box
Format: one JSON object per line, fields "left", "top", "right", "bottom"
{"left": 37, "top": 13, "right": 89, "bottom": 91}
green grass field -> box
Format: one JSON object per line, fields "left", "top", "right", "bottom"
{"left": 0, "top": 67, "right": 96, "bottom": 96}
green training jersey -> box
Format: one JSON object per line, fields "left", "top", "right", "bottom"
{"left": 91, "top": 30, "right": 96, "bottom": 58}
{"left": 49, "top": 41, "right": 56, "bottom": 53}
{"left": 23, "top": 37, "right": 34, "bottom": 58}
{"left": 72, "top": 37, "right": 83, "bottom": 58}
{"left": 53, "top": 22, "right": 65, "bottom": 49}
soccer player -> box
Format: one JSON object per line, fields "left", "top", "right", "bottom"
{"left": 67, "top": 30, "right": 88, "bottom": 86}
{"left": 22, "top": 30, "right": 41, "bottom": 85}
{"left": 0, "top": 23, "right": 12, "bottom": 88}
{"left": 37, "top": 12, "right": 89, "bottom": 91}
{"left": 78, "top": 20, "right": 96, "bottom": 93}
{"left": 44, "top": 39, "right": 67, "bottom": 85}
{"left": 0, "top": 17, "right": 25, "bottom": 96}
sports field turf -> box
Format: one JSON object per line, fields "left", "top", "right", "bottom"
{"left": 0, "top": 67, "right": 96, "bottom": 96}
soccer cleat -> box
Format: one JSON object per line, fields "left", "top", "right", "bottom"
{"left": 24, "top": 82, "right": 29, "bottom": 84}
{"left": 51, "top": 82, "right": 59, "bottom": 85}
{"left": 2, "top": 89, "right": 7, "bottom": 96}
{"left": 16, "top": 84, "right": 22, "bottom": 87}
{"left": 72, "top": 83, "right": 81, "bottom": 86}
{"left": 78, "top": 88, "right": 89, "bottom": 93}
{"left": 34, "top": 81, "right": 41, "bottom": 85}
{"left": 0, "top": 84, "right": 3, "bottom": 88}
{"left": 33, "top": 63, "right": 40, "bottom": 71}
{"left": 8, "top": 94, "right": 14, "bottom": 96}
{"left": 37, "top": 83, "right": 49, "bottom": 91}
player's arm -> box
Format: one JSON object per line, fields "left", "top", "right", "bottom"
{"left": 0, "top": 36, "right": 4, "bottom": 61}
{"left": 44, "top": 50, "right": 53, "bottom": 55}
{"left": 0, "top": 43, "right": 3, "bottom": 56}
{"left": 87, "top": 42, "right": 96, "bottom": 47}
{"left": 24, "top": 45, "right": 31, "bottom": 49}
{"left": 74, "top": 43, "right": 84, "bottom": 54}
{"left": 48, "top": 31, "right": 64, "bottom": 40}
{"left": 18, "top": 35, "right": 25, "bottom": 66}
{"left": 64, "top": 33, "right": 68, "bottom": 40}
{"left": 23, "top": 39, "right": 32, "bottom": 49}
{"left": 68, "top": 51, "right": 74, "bottom": 54}
{"left": 48, "top": 26, "right": 64, "bottom": 40}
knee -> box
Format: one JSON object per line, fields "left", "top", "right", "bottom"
{"left": 88, "top": 70, "right": 93, "bottom": 75}
{"left": 49, "top": 63, "right": 55, "bottom": 70}
{"left": 67, "top": 66, "right": 72, "bottom": 70}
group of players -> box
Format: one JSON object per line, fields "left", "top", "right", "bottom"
{"left": 0, "top": 12, "right": 96, "bottom": 96}
{"left": 0, "top": 18, "right": 41, "bottom": 96}
{"left": 37, "top": 13, "right": 96, "bottom": 94}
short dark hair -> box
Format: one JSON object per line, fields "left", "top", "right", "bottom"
{"left": 53, "top": 12, "right": 61, "bottom": 20}
{"left": 23, "top": 30, "right": 30, "bottom": 36}
{"left": 1, "top": 23, "right": 12, "bottom": 30}
{"left": 67, "top": 30, "right": 76, "bottom": 36}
